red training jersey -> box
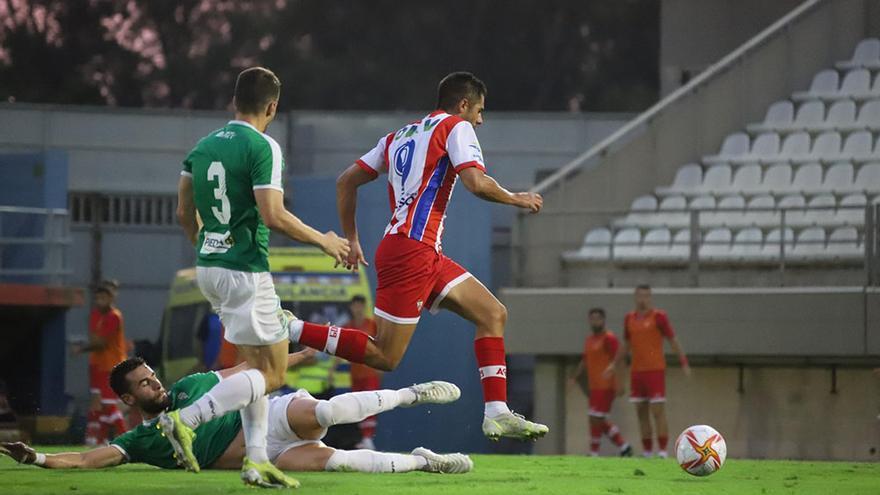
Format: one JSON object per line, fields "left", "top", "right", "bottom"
{"left": 624, "top": 309, "right": 675, "bottom": 372}
{"left": 356, "top": 111, "right": 486, "bottom": 252}
{"left": 88, "top": 307, "right": 127, "bottom": 373}
{"left": 584, "top": 329, "right": 619, "bottom": 391}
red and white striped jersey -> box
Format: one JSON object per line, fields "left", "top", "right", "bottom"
{"left": 355, "top": 110, "right": 486, "bottom": 251}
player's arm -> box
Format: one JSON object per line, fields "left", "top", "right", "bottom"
{"left": 657, "top": 311, "right": 691, "bottom": 376}
{"left": 0, "top": 442, "right": 123, "bottom": 469}
{"left": 216, "top": 348, "right": 318, "bottom": 379}
{"left": 567, "top": 358, "right": 585, "bottom": 384}
{"left": 605, "top": 338, "right": 629, "bottom": 377}
{"left": 254, "top": 188, "right": 349, "bottom": 265}
{"left": 336, "top": 164, "right": 379, "bottom": 271}
{"left": 457, "top": 168, "right": 543, "bottom": 212}
{"left": 177, "top": 175, "right": 199, "bottom": 247}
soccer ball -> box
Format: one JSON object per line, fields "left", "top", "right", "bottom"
{"left": 674, "top": 425, "right": 727, "bottom": 477}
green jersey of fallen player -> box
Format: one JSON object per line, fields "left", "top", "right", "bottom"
{"left": 183, "top": 120, "right": 285, "bottom": 272}
{"left": 110, "top": 372, "right": 241, "bottom": 469}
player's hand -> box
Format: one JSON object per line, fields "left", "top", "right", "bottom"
{"left": 682, "top": 364, "right": 692, "bottom": 378}
{"left": 343, "top": 239, "right": 369, "bottom": 272}
{"left": 298, "top": 347, "right": 318, "bottom": 360}
{"left": 602, "top": 364, "right": 615, "bottom": 379}
{"left": 0, "top": 442, "right": 36, "bottom": 464}
{"left": 513, "top": 192, "right": 543, "bottom": 213}
{"left": 320, "top": 231, "right": 351, "bottom": 266}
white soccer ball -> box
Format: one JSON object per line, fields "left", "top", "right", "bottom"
{"left": 674, "top": 424, "right": 727, "bottom": 476}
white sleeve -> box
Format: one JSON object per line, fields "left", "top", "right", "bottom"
{"left": 446, "top": 121, "right": 486, "bottom": 173}
{"left": 355, "top": 135, "right": 389, "bottom": 177}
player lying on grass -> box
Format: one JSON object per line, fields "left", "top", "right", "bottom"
{"left": 0, "top": 354, "right": 472, "bottom": 478}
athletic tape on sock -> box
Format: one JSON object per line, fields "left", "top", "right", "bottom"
{"left": 478, "top": 365, "right": 507, "bottom": 380}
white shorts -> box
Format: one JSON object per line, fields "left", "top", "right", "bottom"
{"left": 196, "top": 266, "right": 288, "bottom": 346}
{"left": 266, "top": 389, "right": 327, "bottom": 462}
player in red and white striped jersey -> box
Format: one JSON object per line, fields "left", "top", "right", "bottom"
{"left": 287, "top": 72, "right": 547, "bottom": 440}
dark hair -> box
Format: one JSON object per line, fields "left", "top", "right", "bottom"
{"left": 110, "top": 357, "right": 146, "bottom": 397}
{"left": 436, "top": 72, "right": 487, "bottom": 111}
{"left": 95, "top": 279, "right": 119, "bottom": 296}
{"left": 350, "top": 295, "right": 367, "bottom": 305}
{"left": 588, "top": 307, "right": 605, "bottom": 318}
{"left": 635, "top": 284, "right": 652, "bottom": 292}
{"left": 234, "top": 67, "right": 281, "bottom": 115}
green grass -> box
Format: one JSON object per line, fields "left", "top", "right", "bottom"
{"left": 1, "top": 447, "right": 878, "bottom": 494}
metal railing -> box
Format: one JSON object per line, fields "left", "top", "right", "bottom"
{"left": 0, "top": 205, "right": 72, "bottom": 285}
{"left": 512, "top": 203, "right": 880, "bottom": 287}
{"left": 69, "top": 192, "right": 177, "bottom": 227}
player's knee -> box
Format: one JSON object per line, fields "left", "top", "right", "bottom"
{"left": 263, "top": 368, "right": 286, "bottom": 392}
{"left": 481, "top": 302, "right": 507, "bottom": 333}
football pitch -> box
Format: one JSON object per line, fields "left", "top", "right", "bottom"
{"left": 2, "top": 447, "right": 878, "bottom": 495}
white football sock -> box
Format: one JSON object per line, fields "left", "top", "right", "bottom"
{"left": 241, "top": 395, "right": 270, "bottom": 463}
{"left": 314, "top": 390, "right": 403, "bottom": 428}
{"left": 325, "top": 449, "right": 427, "bottom": 473}
{"left": 178, "top": 369, "right": 266, "bottom": 429}
{"left": 484, "top": 401, "right": 510, "bottom": 418}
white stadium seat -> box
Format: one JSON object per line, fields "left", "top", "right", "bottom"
{"left": 730, "top": 164, "right": 762, "bottom": 194}
{"left": 779, "top": 194, "right": 807, "bottom": 226}
{"left": 699, "top": 165, "right": 732, "bottom": 193}
{"left": 826, "top": 226, "right": 863, "bottom": 260}
{"left": 851, "top": 100, "right": 880, "bottom": 131}
{"left": 762, "top": 227, "right": 795, "bottom": 259}
{"left": 699, "top": 228, "right": 732, "bottom": 260}
{"left": 758, "top": 164, "right": 792, "bottom": 194}
{"left": 705, "top": 133, "right": 749, "bottom": 164}
{"left": 656, "top": 163, "right": 702, "bottom": 196}
{"left": 854, "top": 163, "right": 880, "bottom": 193}
{"left": 793, "top": 70, "right": 839, "bottom": 101}
{"left": 839, "top": 69, "right": 872, "bottom": 99}
{"left": 615, "top": 195, "right": 657, "bottom": 227}
{"left": 737, "top": 132, "right": 780, "bottom": 164}
{"left": 730, "top": 227, "right": 764, "bottom": 260}
{"left": 809, "top": 131, "right": 842, "bottom": 162}
{"left": 821, "top": 100, "right": 857, "bottom": 130}
{"left": 612, "top": 228, "right": 642, "bottom": 261}
{"left": 747, "top": 100, "right": 793, "bottom": 134}
{"left": 790, "top": 163, "right": 823, "bottom": 194}
{"left": 705, "top": 195, "right": 746, "bottom": 227}
{"left": 822, "top": 162, "right": 855, "bottom": 193}
{"left": 835, "top": 131, "right": 875, "bottom": 163}
{"left": 744, "top": 195, "right": 777, "bottom": 226}
{"left": 803, "top": 194, "right": 836, "bottom": 225}
{"left": 779, "top": 132, "right": 812, "bottom": 163}
{"left": 836, "top": 193, "right": 866, "bottom": 226}
{"left": 791, "top": 227, "right": 826, "bottom": 261}
{"left": 656, "top": 195, "right": 689, "bottom": 227}
{"left": 572, "top": 227, "right": 612, "bottom": 261}
{"left": 641, "top": 228, "right": 672, "bottom": 260}
{"left": 837, "top": 38, "right": 880, "bottom": 70}
{"left": 792, "top": 101, "right": 825, "bottom": 130}
{"left": 669, "top": 229, "right": 691, "bottom": 260}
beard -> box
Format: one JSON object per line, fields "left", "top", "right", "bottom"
{"left": 139, "top": 394, "right": 172, "bottom": 415}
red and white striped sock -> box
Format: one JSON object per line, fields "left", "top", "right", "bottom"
{"left": 294, "top": 322, "right": 370, "bottom": 364}
{"left": 603, "top": 420, "right": 625, "bottom": 447}
{"left": 474, "top": 337, "right": 509, "bottom": 417}
{"left": 85, "top": 409, "right": 103, "bottom": 446}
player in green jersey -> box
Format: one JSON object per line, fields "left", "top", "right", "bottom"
{"left": 170, "top": 66, "right": 350, "bottom": 487}
{"left": 1, "top": 353, "right": 471, "bottom": 476}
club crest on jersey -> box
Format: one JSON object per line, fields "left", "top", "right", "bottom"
{"left": 416, "top": 300, "right": 424, "bottom": 311}
{"left": 394, "top": 140, "right": 416, "bottom": 185}
{"left": 177, "top": 392, "right": 189, "bottom": 401}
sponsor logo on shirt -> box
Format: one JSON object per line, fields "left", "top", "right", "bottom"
{"left": 200, "top": 231, "right": 235, "bottom": 255}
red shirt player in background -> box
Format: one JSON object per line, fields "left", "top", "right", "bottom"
{"left": 346, "top": 295, "right": 383, "bottom": 450}
{"left": 288, "top": 72, "right": 547, "bottom": 440}
{"left": 568, "top": 308, "right": 632, "bottom": 457}
{"left": 72, "top": 280, "right": 128, "bottom": 445}
{"left": 608, "top": 284, "right": 690, "bottom": 458}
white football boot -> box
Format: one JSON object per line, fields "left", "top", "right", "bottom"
{"left": 401, "top": 381, "right": 461, "bottom": 407}
{"left": 412, "top": 447, "right": 473, "bottom": 474}
{"left": 482, "top": 411, "right": 549, "bottom": 441}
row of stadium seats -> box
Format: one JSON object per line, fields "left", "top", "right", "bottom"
{"left": 793, "top": 68, "right": 880, "bottom": 102}
{"left": 565, "top": 226, "right": 863, "bottom": 264}
{"left": 657, "top": 162, "right": 880, "bottom": 197}
{"left": 614, "top": 192, "right": 873, "bottom": 229}
{"left": 565, "top": 39, "right": 879, "bottom": 266}
{"left": 747, "top": 99, "right": 880, "bottom": 134}
{"left": 704, "top": 130, "right": 880, "bottom": 165}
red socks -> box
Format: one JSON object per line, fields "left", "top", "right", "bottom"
{"left": 102, "top": 403, "right": 127, "bottom": 437}
{"left": 642, "top": 437, "right": 653, "bottom": 454}
{"left": 474, "top": 337, "right": 507, "bottom": 403}
{"left": 657, "top": 435, "right": 669, "bottom": 452}
{"left": 604, "top": 421, "right": 625, "bottom": 447}
{"left": 85, "top": 409, "right": 103, "bottom": 445}
{"left": 299, "top": 322, "right": 370, "bottom": 363}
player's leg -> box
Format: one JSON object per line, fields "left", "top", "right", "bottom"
{"left": 635, "top": 401, "right": 653, "bottom": 457}
{"left": 436, "top": 269, "right": 548, "bottom": 440}
{"left": 649, "top": 401, "right": 669, "bottom": 458}
{"left": 84, "top": 391, "right": 103, "bottom": 446}
{"left": 100, "top": 400, "right": 128, "bottom": 438}
{"left": 274, "top": 443, "right": 470, "bottom": 474}
{"left": 588, "top": 415, "right": 603, "bottom": 456}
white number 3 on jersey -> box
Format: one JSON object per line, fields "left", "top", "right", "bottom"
{"left": 207, "top": 161, "right": 231, "bottom": 224}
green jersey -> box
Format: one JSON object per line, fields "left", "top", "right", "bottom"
{"left": 110, "top": 372, "right": 241, "bottom": 469}
{"left": 183, "top": 120, "right": 284, "bottom": 272}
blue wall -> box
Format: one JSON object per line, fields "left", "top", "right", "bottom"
{"left": 291, "top": 176, "right": 496, "bottom": 453}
